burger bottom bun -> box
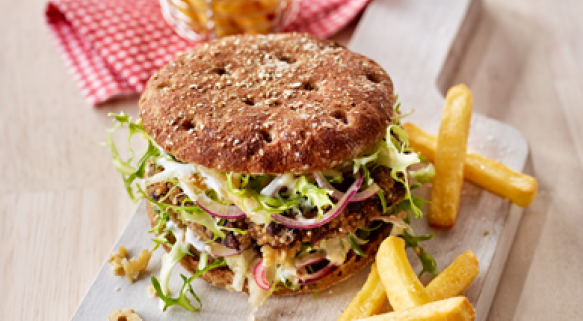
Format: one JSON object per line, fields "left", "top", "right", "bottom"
{"left": 147, "top": 202, "right": 390, "bottom": 296}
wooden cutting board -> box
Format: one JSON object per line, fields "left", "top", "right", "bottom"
{"left": 71, "top": 0, "right": 529, "bottom": 320}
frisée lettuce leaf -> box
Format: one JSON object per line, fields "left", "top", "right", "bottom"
{"left": 152, "top": 258, "right": 227, "bottom": 311}
{"left": 158, "top": 221, "right": 191, "bottom": 297}
{"left": 377, "top": 125, "right": 424, "bottom": 218}
{"left": 401, "top": 230, "right": 438, "bottom": 277}
{"left": 226, "top": 173, "right": 335, "bottom": 223}
{"left": 347, "top": 234, "right": 368, "bottom": 257}
{"left": 104, "top": 112, "right": 161, "bottom": 202}
{"left": 149, "top": 207, "right": 172, "bottom": 251}
{"left": 352, "top": 152, "right": 379, "bottom": 186}
{"left": 411, "top": 163, "right": 435, "bottom": 184}
{"left": 151, "top": 274, "right": 202, "bottom": 312}
{"left": 292, "top": 176, "right": 333, "bottom": 218}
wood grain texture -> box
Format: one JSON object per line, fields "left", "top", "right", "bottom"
{"left": 452, "top": 1, "right": 583, "bottom": 320}
{"left": 1, "top": 0, "right": 582, "bottom": 320}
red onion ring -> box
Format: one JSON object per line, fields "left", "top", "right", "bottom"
{"left": 253, "top": 260, "right": 270, "bottom": 290}
{"left": 271, "top": 173, "right": 363, "bottom": 229}
{"left": 196, "top": 195, "right": 246, "bottom": 219}
{"left": 298, "top": 263, "right": 337, "bottom": 284}
{"left": 294, "top": 252, "right": 326, "bottom": 269}
{"left": 312, "top": 172, "right": 344, "bottom": 199}
{"left": 351, "top": 184, "right": 380, "bottom": 202}
{"left": 313, "top": 172, "right": 380, "bottom": 202}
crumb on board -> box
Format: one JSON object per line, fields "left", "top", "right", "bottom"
{"left": 108, "top": 246, "right": 152, "bottom": 283}
{"left": 148, "top": 284, "right": 158, "bottom": 297}
{"left": 108, "top": 246, "right": 128, "bottom": 276}
{"left": 483, "top": 231, "right": 490, "bottom": 236}
{"left": 108, "top": 309, "right": 142, "bottom": 321}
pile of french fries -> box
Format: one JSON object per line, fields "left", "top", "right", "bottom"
{"left": 406, "top": 84, "right": 537, "bottom": 228}
{"left": 170, "top": 0, "right": 292, "bottom": 38}
{"left": 339, "top": 237, "right": 479, "bottom": 321}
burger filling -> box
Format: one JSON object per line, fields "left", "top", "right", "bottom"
{"left": 147, "top": 164, "right": 406, "bottom": 250}
{"left": 106, "top": 107, "right": 436, "bottom": 316}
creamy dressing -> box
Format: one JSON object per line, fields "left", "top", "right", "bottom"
{"left": 147, "top": 156, "right": 269, "bottom": 225}
{"left": 184, "top": 227, "right": 210, "bottom": 253}
{"left": 316, "top": 236, "right": 351, "bottom": 266}
{"left": 148, "top": 156, "right": 229, "bottom": 201}
{"left": 147, "top": 157, "right": 197, "bottom": 186}
{"left": 277, "top": 264, "right": 298, "bottom": 284}
{"left": 197, "top": 165, "right": 231, "bottom": 200}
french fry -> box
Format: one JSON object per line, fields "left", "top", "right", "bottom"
{"left": 428, "top": 85, "right": 473, "bottom": 227}
{"left": 338, "top": 264, "right": 388, "bottom": 321}
{"left": 426, "top": 251, "right": 479, "bottom": 301}
{"left": 464, "top": 154, "right": 537, "bottom": 207}
{"left": 401, "top": 123, "right": 438, "bottom": 160}
{"left": 355, "top": 297, "right": 475, "bottom": 321}
{"left": 402, "top": 123, "right": 538, "bottom": 207}
{"left": 376, "top": 237, "right": 431, "bottom": 311}
{"left": 340, "top": 247, "right": 480, "bottom": 321}
{"left": 339, "top": 250, "right": 479, "bottom": 320}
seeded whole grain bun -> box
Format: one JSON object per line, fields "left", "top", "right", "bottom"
{"left": 140, "top": 33, "right": 394, "bottom": 174}
{"left": 147, "top": 202, "right": 389, "bottom": 296}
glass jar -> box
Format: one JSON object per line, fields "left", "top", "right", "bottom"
{"left": 160, "top": 0, "right": 298, "bottom": 40}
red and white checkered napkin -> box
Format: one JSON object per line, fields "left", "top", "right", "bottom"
{"left": 46, "top": 0, "right": 370, "bottom": 105}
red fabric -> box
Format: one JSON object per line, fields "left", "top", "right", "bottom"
{"left": 45, "top": 0, "right": 370, "bottom": 105}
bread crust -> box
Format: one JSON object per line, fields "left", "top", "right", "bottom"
{"left": 140, "top": 33, "right": 394, "bottom": 174}
{"left": 147, "top": 202, "right": 389, "bottom": 296}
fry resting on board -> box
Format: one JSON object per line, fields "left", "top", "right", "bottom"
{"left": 339, "top": 248, "right": 479, "bottom": 320}
{"left": 354, "top": 297, "right": 475, "bottom": 321}
{"left": 376, "top": 237, "right": 431, "bottom": 311}
{"left": 338, "top": 264, "right": 388, "bottom": 321}
{"left": 425, "top": 251, "right": 479, "bottom": 301}
{"left": 402, "top": 123, "right": 538, "bottom": 207}
{"left": 429, "top": 84, "right": 473, "bottom": 227}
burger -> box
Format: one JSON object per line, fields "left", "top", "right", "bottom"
{"left": 107, "top": 33, "right": 434, "bottom": 316}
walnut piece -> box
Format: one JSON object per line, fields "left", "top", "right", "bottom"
{"left": 108, "top": 246, "right": 152, "bottom": 283}
{"left": 108, "top": 309, "right": 142, "bottom": 321}
{"left": 108, "top": 246, "right": 128, "bottom": 276}
{"left": 123, "top": 249, "right": 152, "bottom": 283}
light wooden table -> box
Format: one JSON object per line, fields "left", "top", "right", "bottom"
{"left": 1, "top": 0, "right": 582, "bottom": 320}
